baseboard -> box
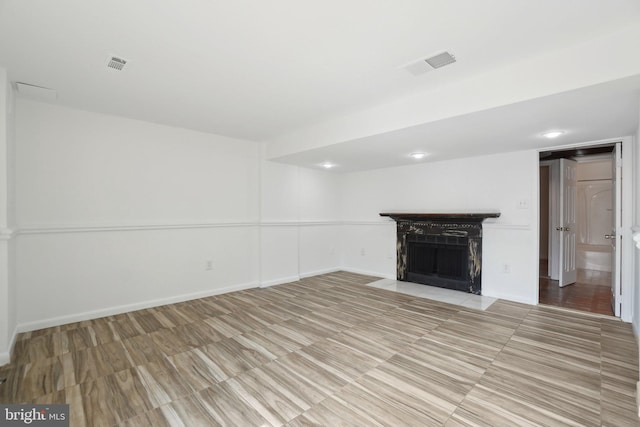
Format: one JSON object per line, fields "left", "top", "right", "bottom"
{"left": 260, "top": 275, "right": 300, "bottom": 288}
{"left": 0, "top": 326, "right": 18, "bottom": 367}
{"left": 637, "top": 381, "right": 640, "bottom": 418}
{"left": 340, "top": 267, "right": 395, "bottom": 280}
{"left": 637, "top": 338, "right": 640, "bottom": 417}
{"left": 17, "top": 281, "right": 259, "bottom": 333}
{"left": 299, "top": 267, "right": 342, "bottom": 279}
{"left": 482, "top": 290, "right": 535, "bottom": 305}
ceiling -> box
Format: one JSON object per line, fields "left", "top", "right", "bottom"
{"left": 1, "top": 0, "right": 640, "bottom": 171}
{"left": 275, "top": 76, "right": 640, "bottom": 172}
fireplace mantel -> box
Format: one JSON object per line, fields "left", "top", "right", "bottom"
{"left": 380, "top": 212, "right": 500, "bottom": 222}
{"left": 381, "top": 211, "right": 500, "bottom": 294}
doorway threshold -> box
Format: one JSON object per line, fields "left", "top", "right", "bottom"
{"left": 537, "top": 303, "right": 617, "bottom": 320}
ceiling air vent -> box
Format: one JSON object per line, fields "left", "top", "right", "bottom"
{"left": 424, "top": 51, "right": 456, "bottom": 69}
{"left": 402, "top": 51, "right": 456, "bottom": 76}
{"left": 106, "top": 56, "right": 128, "bottom": 71}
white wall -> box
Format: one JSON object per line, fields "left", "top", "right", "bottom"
{"left": 260, "top": 156, "right": 342, "bottom": 286}
{"left": 0, "top": 68, "right": 17, "bottom": 364}
{"left": 633, "top": 102, "right": 640, "bottom": 336}
{"left": 11, "top": 99, "right": 346, "bottom": 334}
{"left": 340, "top": 150, "right": 539, "bottom": 304}
{"left": 14, "top": 100, "right": 261, "bottom": 330}
{"left": 8, "top": 93, "right": 634, "bottom": 355}
{"left": 631, "top": 101, "right": 640, "bottom": 408}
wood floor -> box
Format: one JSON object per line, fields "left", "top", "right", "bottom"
{"left": 1, "top": 271, "right": 638, "bottom": 426}
{"left": 539, "top": 260, "right": 614, "bottom": 316}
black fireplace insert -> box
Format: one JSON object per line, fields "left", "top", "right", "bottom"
{"left": 380, "top": 212, "right": 500, "bottom": 294}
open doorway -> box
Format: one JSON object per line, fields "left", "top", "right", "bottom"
{"left": 539, "top": 144, "right": 618, "bottom": 316}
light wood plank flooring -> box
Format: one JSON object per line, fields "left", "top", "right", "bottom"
{"left": 1, "top": 271, "right": 638, "bottom": 426}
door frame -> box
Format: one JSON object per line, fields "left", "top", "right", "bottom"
{"left": 537, "top": 136, "right": 633, "bottom": 321}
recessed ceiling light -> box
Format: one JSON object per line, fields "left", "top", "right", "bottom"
{"left": 542, "top": 131, "right": 565, "bottom": 139}
{"left": 320, "top": 162, "right": 335, "bottom": 169}
{"left": 409, "top": 152, "right": 427, "bottom": 160}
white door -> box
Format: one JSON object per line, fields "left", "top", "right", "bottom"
{"left": 609, "top": 143, "right": 622, "bottom": 316}
{"left": 558, "top": 159, "right": 577, "bottom": 287}
{"left": 548, "top": 160, "right": 560, "bottom": 280}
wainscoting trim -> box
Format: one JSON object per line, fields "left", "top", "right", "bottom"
{"left": 342, "top": 220, "right": 395, "bottom": 226}
{"left": 260, "top": 221, "right": 341, "bottom": 227}
{"left": 13, "top": 220, "right": 417, "bottom": 235}
{"left": 14, "top": 221, "right": 363, "bottom": 235}
{"left": 16, "top": 222, "right": 259, "bottom": 235}
{"left": 482, "top": 223, "right": 531, "bottom": 230}
{"left": 0, "top": 228, "right": 15, "bottom": 240}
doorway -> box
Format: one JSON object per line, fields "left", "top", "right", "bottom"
{"left": 538, "top": 145, "right": 617, "bottom": 316}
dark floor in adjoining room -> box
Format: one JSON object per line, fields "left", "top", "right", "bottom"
{"left": 539, "top": 260, "right": 614, "bottom": 316}
{"left": 1, "top": 271, "right": 637, "bottom": 426}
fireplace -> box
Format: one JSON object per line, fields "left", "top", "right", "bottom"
{"left": 380, "top": 212, "right": 500, "bottom": 294}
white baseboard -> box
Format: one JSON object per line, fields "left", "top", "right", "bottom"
{"left": 260, "top": 275, "right": 300, "bottom": 288}
{"left": 637, "top": 381, "right": 640, "bottom": 418}
{"left": 299, "top": 267, "right": 342, "bottom": 279}
{"left": 482, "top": 290, "right": 535, "bottom": 305}
{"left": 0, "top": 326, "right": 18, "bottom": 367}
{"left": 17, "top": 281, "right": 259, "bottom": 333}
{"left": 340, "top": 267, "right": 395, "bottom": 280}
{"left": 637, "top": 336, "right": 640, "bottom": 417}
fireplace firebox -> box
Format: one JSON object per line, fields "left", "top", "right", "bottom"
{"left": 380, "top": 212, "right": 500, "bottom": 294}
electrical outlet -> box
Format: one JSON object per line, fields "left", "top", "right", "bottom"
{"left": 502, "top": 264, "right": 510, "bottom": 274}
{"left": 360, "top": 248, "right": 366, "bottom": 256}
{"left": 205, "top": 260, "right": 213, "bottom": 271}
{"left": 517, "top": 199, "right": 529, "bottom": 209}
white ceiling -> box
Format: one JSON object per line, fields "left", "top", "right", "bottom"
{"left": 276, "top": 76, "right": 640, "bottom": 172}
{"left": 1, "top": 0, "right": 640, "bottom": 170}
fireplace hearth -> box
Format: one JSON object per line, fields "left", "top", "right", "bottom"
{"left": 380, "top": 212, "right": 500, "bottom": 294}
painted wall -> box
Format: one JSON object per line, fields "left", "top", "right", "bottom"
{"left": 633, "top": 104, "right": 640, "bottom": 336}
{"left": 0, "top": 68, "right": 17, "bottom": 364}
{"left": 14, "top": 100, "right": 261, "bottom": 330}
{"left": 260, "top": 156, "right": 341, "bottom": 286}
{"left": 340, "top": 150, "right": 539, "bottom": 304}
{"left": 8, "top": 95, "right": 635, "bottom": 348}
{"left": 11, "top": 99, "right": 345, "bottom": 333}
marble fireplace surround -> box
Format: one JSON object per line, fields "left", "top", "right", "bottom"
{"left": 380, "top": 212, "right": 500, "bottom": 294}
